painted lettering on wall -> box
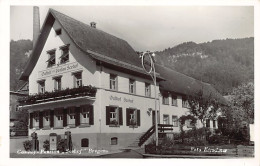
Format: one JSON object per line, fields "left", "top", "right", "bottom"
{"left": 38, "top": 62, "right": 80, "bottom": 78}
{"left": 110, "top": 95, "right": 133, "bottom": 103}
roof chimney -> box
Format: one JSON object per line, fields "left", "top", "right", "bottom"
{"left": 33, "top": 6, "right": 40, "bottom": 48}
{"left": 90, "top": 22, "right": 96, "bottom": 28}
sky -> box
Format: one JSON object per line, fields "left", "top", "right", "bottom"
{"left": 10, "top": 6, "right": 254, "bottom": 52}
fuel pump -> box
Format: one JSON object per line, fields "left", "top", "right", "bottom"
{"left": 64, "top": 131, "right": 72, "bottom": 151}
{"left": 31, "top": 131, "right": 39, "bottom": 151}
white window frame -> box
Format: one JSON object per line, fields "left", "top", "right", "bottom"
{"left": 73, "top": 72, "right": 82, "bottom": 88}
{"left": 129, "top": 79, "right": 135, "bottom": 94}
{"left": 54, "top": 76, "right": 62, "bottom": 91}
{"left": 163, "top": 114, "right": 169, "bottom": 125}
{"left": 67, "top": 108, "right": 75, "bottom": 126}
{"left": 81, "top": 108, "right": 90, "bottom": 125}
{"left": 172, "top": 94, "right": 178, "bottom": 106}
{"left": 55, "top": 110, "right": 63, "bottom": 127}
{"left": 60, "top": 45, "right": 69, "bottom": 64}
{"left": 109, "top": 107, "right": 119, "bottom": 125}
{"left": 172, "top": 115, "right": 178, "bottom": 127}
{"left": 145, "top": 83, "right": 151, "bottom": 97}
{"left": 43, "top": 111, "right": 50, "bottom": 127}
{"left": 38, "top": 80, "right": 45, "bottom": 94}
{"left": 47, "top": 50, "right": 56, "bottom": 67}
{"left": 110, "top": 74, "right": 117, "bottom": 90}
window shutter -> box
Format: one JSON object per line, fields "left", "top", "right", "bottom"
{"left": 106, "top": 106, "right": 110, "bottom": 125}
{"left": 29, "top": 113, "right": 33, "bottom": 129}
{"left": 75, "top": 106, "right": 80, "bottom": 126}
{"left": 63, "top": 108, "right": 67, "bottom": 127}
{"left": 89, "top": 105, "right": 94, "bottom": 125}
{"left": 137, "top": 109, "right": 140, "bottom": 126}
{"left": 126, "top": 109, "right": 130, "bottom": 126}
{"left": 39, "top": 111, "right": 43, "bottom": 128}
{"left": 50, "top": 110, "right": 54, "bottom": 127}
{"left": 119, "top": 107, "right": 123, "bottom": 125}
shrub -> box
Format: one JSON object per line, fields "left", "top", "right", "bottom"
{"left": 23, "top": 140, "right": 32, "bottom": 151}
{"left": 43, "top": 140, "right": 50, "bottom": 151}
{"left": 57, "top": 139, "right": 66, "bottom": 152}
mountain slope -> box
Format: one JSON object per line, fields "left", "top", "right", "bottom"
{"left": 155, "top": 37, "right": 254, "bottom": 95}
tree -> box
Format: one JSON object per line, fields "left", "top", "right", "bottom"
{"left": 186, "top": 89, "right": 221, "bottom": 143}
{"left": 221, "top": 82, "right": 254, "bottom": 142}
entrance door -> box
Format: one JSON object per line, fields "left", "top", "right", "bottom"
{"left": 152, "top": 110, "right": 160, "bottom": 125}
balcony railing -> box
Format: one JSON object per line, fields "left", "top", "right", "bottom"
{"left": 18, "top": 85, "right": 97, "bottom": 106}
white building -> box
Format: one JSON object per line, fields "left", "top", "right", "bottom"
{"left": 18, "top": 8, "right": 226, "bottom": 151}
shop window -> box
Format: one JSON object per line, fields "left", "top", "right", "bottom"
{"left": 55, "top": 109, "right": 63, "bottom": 127}
{"left": 60, "top": 45, "right": 69, "bottom": 64}
{"left": 145, "top": 83, "right": 151, "bottom": 97}
{"left": 163, "top": 114, "right": 169, "bottom": 124}
{"left": 46, "top": 49, "right": 56, "bottom": 67}
{"left": 81, "top": 138, "right": 89, "bottom": 147}
{"left": 126, "top": 108, "right": 140, "bottom": 126}
{"left": 80, "top": 105, "right": 94, "bottom": 125}
{"left": 172, "top": 116, "right": 178, "bottom": 127}
{"left": 67, "top": 108, "right": 75, "bottom": 126}
{"left": 73, "top": 72, "right": 82, "bottom": 88}
{"left": 43, "top": 110, "right": 50, "bottom": 127}
{"left": 106, "top": 106, "right": 122, "bottom": 126}
{"left": 38, "top": 80, "right": 45, "bottom": 94}
{"left": 172, "top": 94, "right": 178, "bottom": 106}
{"left": 53, "top": 76, "right": 62, "bottom": 91}
{"left": 129, "top": 79, "right": 135, "bottom": 94}
{"left": 110, "top": 74, "right": 117, "bottom": 90}
{"left": 111, "top": 137, "right": 118, "bottom": 145}
{"left": 33, "top": 111, "right": 39, "bottom": 128}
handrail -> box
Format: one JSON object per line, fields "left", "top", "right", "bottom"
{"left": 139, "top": 125, "right": 155, "bottom": 146}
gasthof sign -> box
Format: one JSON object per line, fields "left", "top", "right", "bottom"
{"left": 38, "top": 62, "right": 80, "bottom": 78}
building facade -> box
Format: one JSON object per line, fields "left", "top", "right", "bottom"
{"left": 18, "top": 8, "right": 225, "bottom": 151}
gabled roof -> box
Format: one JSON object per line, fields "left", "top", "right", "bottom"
{"left": 20, "top": 8, "right": 163, "bottom": 80}
{"left": 156, "top": 64, "right": 227, "bottom": 105}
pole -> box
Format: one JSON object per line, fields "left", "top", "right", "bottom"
{"left": 153, "top": 63, "right": 158, "bottom": 146}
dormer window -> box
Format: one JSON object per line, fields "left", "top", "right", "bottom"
{"left": 46, "top": 49, "right": 56, "bottom": 67}
{"left": 55, "top": 28, "right": 62, "bottom": 36}
{"left": 60, "top": 45, "right": 69, "bottom": 64}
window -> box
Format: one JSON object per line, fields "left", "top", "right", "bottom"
{"left": 162, "top": 93, "right": 169, "bottom": 105}
{"left": 33, "top": 111, "right": 39, "bottom": 128}
{"left": 172, "top": 116, "right": 178, "bottom": 127}
{"left": 106, "top": 106, "right": 123, "bottom": 126}
{"left": 60, "top": 45, "right": 69, "bottom": 64}
{"left": 163, "top": 114, "right": 169, "bottom": 124}
{"left": 38, "top": 80, "right": 45, "bottom": 93}
{"left": 46, "top": 49, "right": 56, "bottom": 67}
{"left": 182, "top": 97, "right": 189, "bottom": 108}
{"left": 43, "top": 110, "right": 50, "bottom": 127}
{"left": 55, "top": 28, "right": 62, "bottom": 36}
{"left": 213, "top": 120, "right": 216, "bottom": 128}
{"left": 73, "top": 72, "right": 82, "bottom": 88}
{"left": 111, "top": 137, "right": 118, "bottom": 145}
{"left": 80, "top": 105, "right": 94, "bottom": 125}
{"left": 67, "top": 108, "right": 75, "bottom": 126}
{"left": 129, "top": 79, "right": 135, "bottom": 94}
{"left": 172, "top": 94, "right": 178, "bottom": 106}
{"left": 55, "top": 109, "right": 63, "bottom": 127}
{"left": 81, "top": 138, "right": 89, "bottom": 147}
{"left": 206, "top": 119, "right": 210, "bottom": 128}
{"left": 126, "top": 108, "right": 140, "bottom": 126}
{"left": 54, "top": 76, "right": 62, "bottom": 91}
{"left": 110, "top": 74, "right": 117, "bottom": 90}
{"left": 145, "top": 83, "right": 151, "bottom": 97}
